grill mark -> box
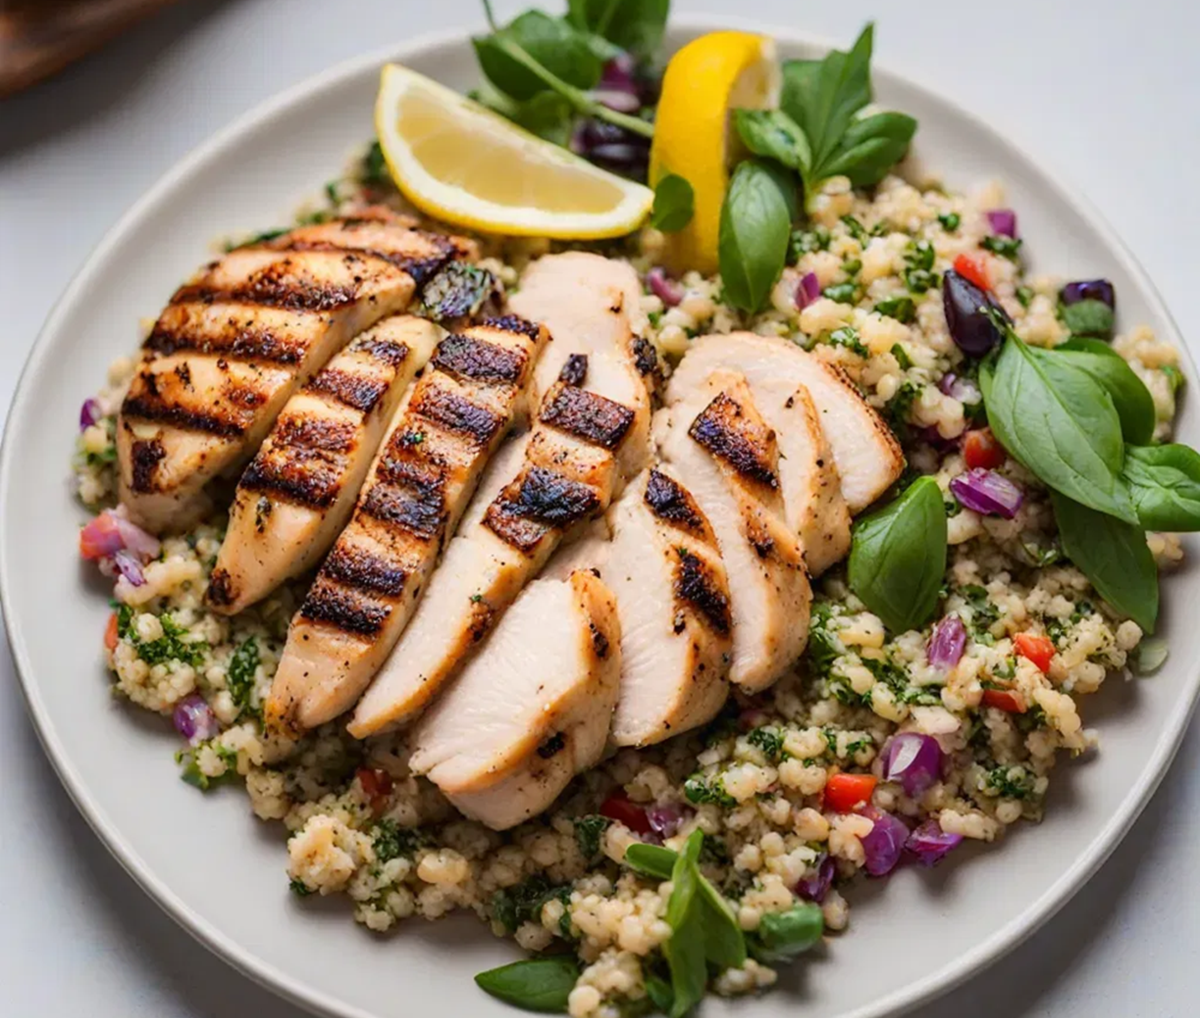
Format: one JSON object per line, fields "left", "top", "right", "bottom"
{"left": 171, "top": 257, "right": 366, "bottom": 312}
{"left": 206, "top": 568, "right": 234, "bottom": 607}
{"left": 300, "top": 582, "right": 390, "bottom": 636}
{"left": 589, "top": 621, "right": 610, "bottom": 660}
{"left": 322, "top": 544, "right": 408, "bottom": 596}
{"left": 539, "top": 385, "right": 635, "bottom": 450}
{"left": 483, "top": 314, "right": 541, "bottom": 341}
{"left": 536, "top": 732, "right": 566, "bottom": 759}
{"left": 675, "top": 548, "right": 732, "bottom": 636}
{"left": 239, "top": 452, "right": 342, "bottom": 508}
{"left": 306, "top": 368, "right": 390, "bottom": 414}
{"left": 360, "top": 482, "right": 446, "bottom": 539}
{"left": 644, "top": 469, "right": 706, "bottom": 536}
{"left": 273, "top": 415, "right": 357, "bottom": 453}
{"left": 430, "top": 333, "right": 526, "bottom": 383}
{"left": 278, "top": 240, "right": 453, "bottom": 287}
{"left": 559, "top": 354, "right": 588, "bottom": 386}
{"left": 484, "top": 467, "right": 600, "bottom": 553}
{"left": 688, "top": 392, "right": 778, "bottom": 489}
{"left": 350, "top": 335, "right": 410, "bottom": 367}
{"left": 144, "top": 318, "right": 306, "bottom": 365}
{"left": 129, "top": 438, "right": 166, "bottom": 492}
{"left": 632, "top": 337, "right": 659, "bottom": 376}
{"left": 409, "top": 385, "right": 504, "bottom": 445}
{"left": 122, "top": 392, "right": 246, "bottom": 438}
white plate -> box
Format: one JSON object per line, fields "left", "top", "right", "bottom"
{"left": 2, "top": 17, "right": 1196, "bottom": 1018}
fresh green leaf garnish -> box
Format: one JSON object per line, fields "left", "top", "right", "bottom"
{"left": 718, "top": 159, "right": 795, "bottom": 313}
{"left": 1055, "top": 337, "right": 1155, "bottom": 444}
{"left": 749, "top": 904, "right": 824, "bottom": 963}
{"left": 1122, "top": 444, "right": 1200, "bottom": 531}
{"left": 361, "top": 140, "right": 390, "bottom": 185}
{"left": 1134, "top": 636, "right": 1169, "bottom": 674}
{"left": 819, "top": 110, "right": 917, "bottom": 188}
{"left": 1060, "top": 298, "right": 1114, "bottom": 339}
{"left": 624, "top": 842, "right": 676, "bottom": 880}
{"left": 475, "top": 9, "right": 601, "bottom": 101}
{"left": 848, "top": 476, "right": 948, "bottom": 633}
{"left": 475, "top": 956, "right": 580, "bottom": 1012}
{"left": 662, "top": 832, "right": 706, "bottom": 1018}
{"left": 733, "top": 108, "right": 811, "bottom": 175}
{"left": 477, "top": 88, "right": 575, "bottom": 145}
{"left": 1051, "top": 490, "right": 1158, "bottom": 633}
{"left": 566, "top": 0, "right": 670, "bottom": 59}
{"left": 650, "top": 173, "right": 695, "bottom": 231}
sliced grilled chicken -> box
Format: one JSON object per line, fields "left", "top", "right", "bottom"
{"left": 409, "top": 569, "right": 621, "bottom": 831}
{"left": 608, "top": 468, "right": 733, "bottom": 747}
{"left": 205, "top": 316, "right": 443, "bottom": 614}
{"left": 264, "top": 316, "right": 546, "bottom": 732}
{"left": 349, "top": 258, "right": 655, "bottom": 738}
{"left": 668, "top": 331, "right": 903, "bottom": 515}
{"left": 657, "top": 371, "right": 812, "bottom": 693}
{"left": 118, "top": 211, "right": 476, "bottom": 532}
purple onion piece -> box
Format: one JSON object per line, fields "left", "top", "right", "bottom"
{"left": 80, "top": 397, "right": 102, "bottom": 431}
{"left": 927, "top": 615, "right": 967, "bottom": 672}
{"left": 860, "top": 807, "right": 910, "bottom": 877}
{"left": 943, "top": 270, "right": 1010, "bottom": 356}
{"left": 587, "top": 142, "right": 645, "bottom": 166}
{"left": 882, "top": 733, "right": 943, "bottom": 797}
{"left": 173, "top": 694, "right": 220, "bottom": 745}
{"left": 1061, "top": 278, "right": 1115, "bottom": 310}
{"left": 592, "top": 89, "right": 641, "bottom": 114}
{"left": 113, "top": 549, "right": 146, "bottom": 587}
{"left": 112, "top": 510, "right": 161, "bottom": 560}
{"left": 796, "top": 853, "right": 835, "bottom": 903}
{"left": 985, "top": 208, "right": 1017, "bottom": 238}
{"left": 599, "top": 52, "right": 637, "bottom": 93}
{"left": 938, "top": 372, "right": 982, "bottom": 406}
{"left": 950, "top": 468, "right": 1024, "bottom": 519}
{"left": 794, "top": 271, "right": 821, "bottom": 310}
{"left": 646, "top": 267, "right": 684, "bottom": 307}
{"left": 905, "top": 819, "right": 963, "bottom": 867}
{"left": 646, "top": 802, "right": 692, "bottom": 840}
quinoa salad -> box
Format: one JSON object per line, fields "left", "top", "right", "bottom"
{"left": 70, "top": 7, "right": 1196, "bottom": 1018}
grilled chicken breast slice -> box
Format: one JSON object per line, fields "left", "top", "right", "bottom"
{"left": 409, "top": 569, "right": 621, "bottom": 830}
{"left": 349, "top": 259, "right": 655, "bottom": 738}
{"left": 608, "top": 468, "right": 733, "bottom": 747}
{"left": 658, "top": 372, "right": 812, "bottom": 693}
{"left": 205, "top": 316, "right": 443, "bottom": 614}
{"left": 118, "top": 212, "right": 476, "bottom": 532}
{"left": 265, "top": 316, "right": 546, "bottom": 732}
{"left": 668, "top": 331, "right": 903, "bottom": 514}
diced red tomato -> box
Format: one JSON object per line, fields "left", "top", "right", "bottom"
{"left": 824, "top": 773, "right": 877, "bottom": 813}
{"left": 1014, "top": 633, "right": 1055, "bottom": 674}
{"left": 963, "top": 428, "right": 1005, "bottom": 470}
{"left": 599, "top": 792, "right": 652, "bottom": 834}
{"left": 79, "top": 512, "right": 124, "bottom": 560}
{"left": 954, "top": 253, "right": 991, "bottom": 291}
{"left": 104, "top": 612, "right": 119, "bottom": 651}
{"left": 356, "top": 767, "right": 394, "bottom": 814}
{"left": 982, "top": 688, "right": 1027, "bottom": 714}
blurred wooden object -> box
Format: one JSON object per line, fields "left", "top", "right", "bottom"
{"left": 0, "top": 0, "right": 177, "bottom": 97}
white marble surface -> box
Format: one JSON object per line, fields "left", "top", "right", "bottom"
{"left": 1, "top": 1, "right": 1196, "bottom": 1015}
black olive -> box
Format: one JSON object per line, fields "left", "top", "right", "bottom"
{"left": 942, "top": 269, "right": 1011, "bottom": 356}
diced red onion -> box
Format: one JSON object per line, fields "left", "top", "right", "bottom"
{"left": 592, "top": 89, "right": 641, "bottom": 114}
{"left": 646, "top": 802, "right": 692, "bottom": 839}
{"left": 173, "top": 694, "right": 219, "bottom": 745}
{"left": 79, "top": 512, "right": 126, "bottom": 560}
{"left": 927, "top": 614, "right": 967, "bottom": 672}
{"left": 599, "top": 52, "right": 637, "bottom": 94}
{"left": 937, "top": 372, "right": 982, "bottom": 406}
{"left": 950, "top": 468, "right": 1024, "bottom": 519}
{"left": 882, "top": 733, "right": 943, "bottom": 797}
{"left": 80, "top": 397, "right": 102, "bottom": 431}
{"left": 793, "top": 272, "right": 821, "bottom": 310}
{"left": 112, "top": 508, "right": 161, "bottom": 560}
{"left": 905, "top": 819, "right": 963, "bottom": 866}
{"left": 796, "top": 853, "right": 835, "bottom": 902}
{"left": 1061, "top": 278, "right": 1115, "bottom": 310}
{"left": 859, "top": 807, "right": 910, "bottom": 877}
{"left": 647, "top": 267, "right": 684, "bottom": 307}
{"left": 113, "top": 550, "right": 146, "bottom": 587}
{"left": 985, "top": 208, "right": 1017, "bottom": 238}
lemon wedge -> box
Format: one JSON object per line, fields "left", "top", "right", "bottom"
{"left": 649, "top": 32, "right": 780, "bottom": 274}
{"left": 374, "top": 64, "right": 654, "bottom": 239}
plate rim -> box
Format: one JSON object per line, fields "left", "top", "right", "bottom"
{"left": 2, "top": 14, "right": 1197, "bottom": 1018}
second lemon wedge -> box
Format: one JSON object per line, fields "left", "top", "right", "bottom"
{"left": 649, "top": 32, "right": 780, "bottom": 274}
{"left": 375, "top": 64, "right": 653, "bottom": 239}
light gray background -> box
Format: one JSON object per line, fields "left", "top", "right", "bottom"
{"left": 1, "top": 0, "right": 1196, "bottom": 1015}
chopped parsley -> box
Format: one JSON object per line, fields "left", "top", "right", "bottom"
{"left": 982, "top": 235, "right": 1022, "bottom": 261}
{"left": 842, "top": 257, "right": 862, "bottom": 276}
{"left": 126, "top": 611, "right": 207, "bottom": 667}
{"left": 683, "top": 773, "right": 736, "bottom": 808}
{"left": 840, "top": 215, "right": 869, "bottom": 244}
{"left": 823, "top": 282, "right": 860, "bottom": 306}
{"left": 746, "top": 726, "right": 785, "bottom": 763}
{"left": 982, "top": 764, "right": 1036, "bottom": 800}
{"left": 903, "top": 239, "right": 939, "bottom": 294}
{"left": 938, "top": 212, "right": 961, "bottom": 231}
{"left": 862, "top": 654, "right": 941, "bottom": 705}
{"left": 491, "top": 875, "right": 572, "bottom": 935}
{"left": 789, "top": 225, "right": 830, "bottom": 260}
{"left": 289, "top": 877, "right": 314, "bottom": 897}
{"left": 1015, "top": 284, "right": 1035, "bottom": 308}
{"left": 944, "top": 498, "right": 962, "bottom": 518}
{"left": 883, "top": 380, "right": 921, "bottom": 439}
{"left": 361, "top": 139, "right": 390, "bottom": 186}
{"left": 372, "top": 819, "right": 424, "bottom": 863}
{"left": 806, "top": 601, "right": 843, "bottom": 677}
{"left": 573, "top": 815, "right": 610, "bottom": 860}
{"left": 960, "top": 585, "right": 1000, "bottom": 629}
{"left": 226, "top": 636, "right": 260, "bottom": 720}
{"left": 826, "top": 325, "right": 868, "bottom": 356}
{"left": 876, "top": 297, "right": 916, "bottom": 325}
{"left": 175, "top": 743, "right": 237, "bottom": 791}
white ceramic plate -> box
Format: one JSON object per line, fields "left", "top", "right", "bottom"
{"left": 2, "top": 17, "right": 1196, "bottom": 1018}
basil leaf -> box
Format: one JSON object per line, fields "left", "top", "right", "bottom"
{"left": 718, "top": 159, "right": 795, "bottom": 313}
{"left": 1061, "top": 298, "right": 1115, "bottom": 339}
{"left": 566, "top": 0, "right": 670, "bottom": 59}
{"left": 750, "top": 904, "right": 824, "bottom": 963}
{"left": 475, "top": 956, "right": 580, "bottom": 1012}
{"left": 734, "top": 108, "right": 811, "bottom": 175}
{"left": 624, "top": 842, "right": 676, "bottom": 879}
{"left": 820, "top": 111, "right": 917, "bottom": 187}
{"left": 651, "top": 173, "right": 695, "bottom": 232}
{"left": 780, "top": 23, "right": 873, "bottom": 170}
{"left": 645, "top": 973, "right": 675, "bottom": 1014}
{"left": 848, "top": 476, "right": 947, "bottom": 633}
{"left": 663, "top": 831, "right": 706, "bottom": 1018}
{"left": 1123, "top": 444, "right": 1200, "bottom": 531}
{"left": 1056, "top": 337, "right": 1155, "bottom": 445}
{"left": 475, "top": 11, "right": 601, "bottom": 101}
{"left": 985, "top": 332, "right": 1136, "bottom": 522}
{"left": 1051, "top": 491, "right": 1158, "bottom": 633}
{"left": 698, "top": 879, "right": 746, "bottom": 970}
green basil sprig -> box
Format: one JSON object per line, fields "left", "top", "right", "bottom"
{"left": 1050, "top": 491, "right": 1159, "bottom": 632}
{"left": 848, "top": 476, "right": 947, "bottom": 633}
{"left": 475, "top": 9, "right": 601, "bottom": 100}
{"left": 474, "top": 956, "right": 580, "bottom": 1012}
{"left": 718, "top": 159, "right": 796, "bottom": 312}
{"left": 566, "top": 0, "right": 670, "bottom": 59}
{"left": 734, "top": 109, "right": 812, "bottom": 174}
{"left": 1123, "top": 444, "right": 1200, "bottom": 531}
{"left": 1056, "top": 337, "right": 1155, "bottom": 445}
{"left": 749, "top": 904, "right": 824, "bottom": 963}
{"left": 650, "top": 173, "right": 695, "bottom": 231}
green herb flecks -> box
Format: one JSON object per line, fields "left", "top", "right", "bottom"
{"left": 572, "top": 814, "right": 611, "bottom": 860}
{"left": 225, "top": 636, "right": 260, "bottom": 721}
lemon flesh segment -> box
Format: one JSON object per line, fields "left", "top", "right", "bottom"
{"left": 649, "top": 32, "right": 779, "bottom": 274}
{"left": 375, "top": 64, "right": 653, "bottom": 239}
